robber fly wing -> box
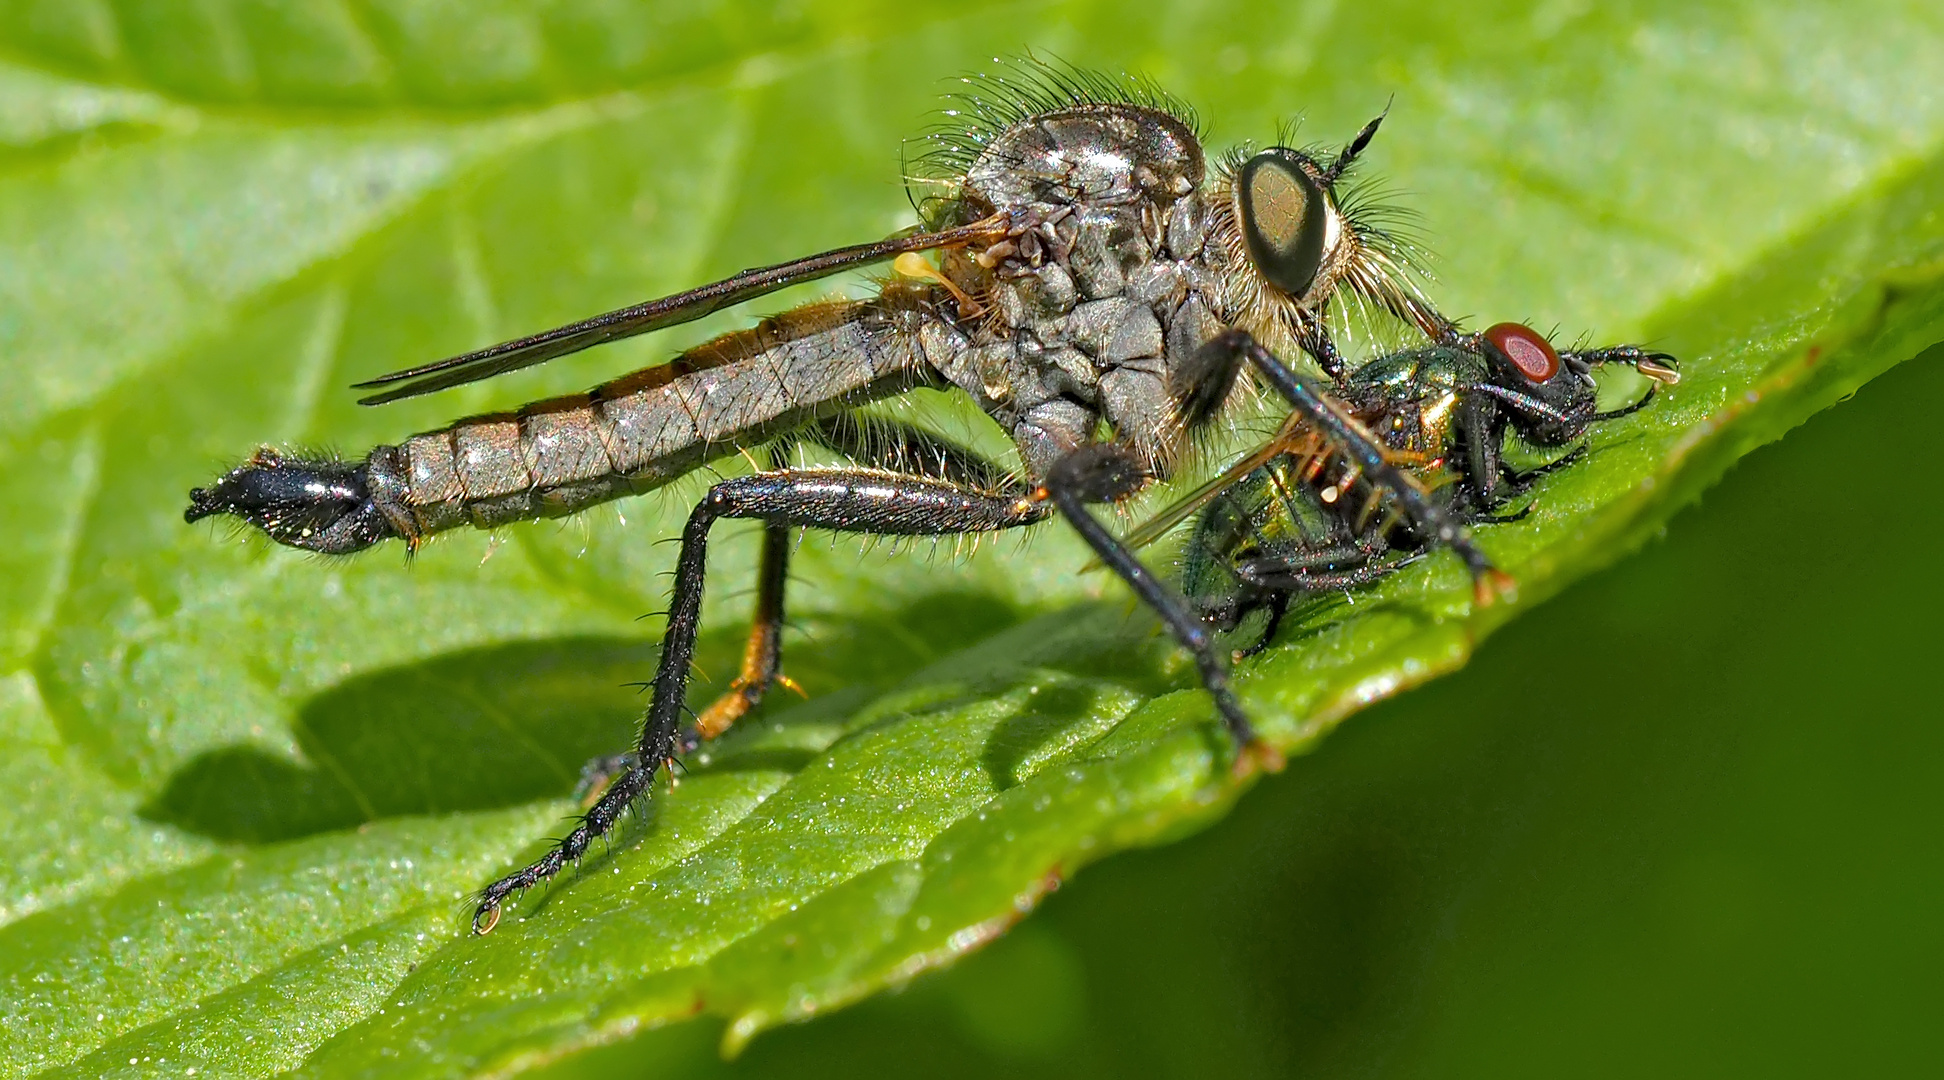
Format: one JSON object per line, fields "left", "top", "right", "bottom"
{"left": 1093, "top": 413, "right": 1319, "bottom": 569}
{"left": 1119, "top": 443, "right": 1285, "bottom": 554}
{"left": 352, "top": 215, "right": 1008, "bottom": 405}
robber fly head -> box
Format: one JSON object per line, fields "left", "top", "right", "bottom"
{"left": 1217, "top": 112, "right": 1432, "bottom": 345}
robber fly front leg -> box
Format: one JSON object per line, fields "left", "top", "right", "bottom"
{"left": 1293, "top": 315, "right": 1351, "bottom": 385}
{"left": 471, "top": 466, "right": 1051, "bottom": 933}
{"left": 1202, "top": 329, "right": 1515, "bottom": 605}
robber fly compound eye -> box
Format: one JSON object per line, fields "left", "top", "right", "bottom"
{"left": 1481, "top": 322, "right": 1562, "bottom": 383}
{"left": 1236, "top": 148, "right": 1332, "bottom": 300}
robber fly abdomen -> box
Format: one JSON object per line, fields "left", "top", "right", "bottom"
{"left": 186, "top": 60, "right": 1677, "bottom": 933}
{"left": 190, "top": 282, "right": 985, "bottom": 553}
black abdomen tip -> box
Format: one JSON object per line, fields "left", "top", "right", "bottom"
{"left": 185, "top": 447, "right": 396, "bottom": 554}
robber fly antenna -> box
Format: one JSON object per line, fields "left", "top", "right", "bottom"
{"left": 1322, "top": 100, "right": 1391, "bottom": 186}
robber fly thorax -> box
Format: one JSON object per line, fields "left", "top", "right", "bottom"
{"left": 185, "top": 64, "right": 1677, "bottom": 932}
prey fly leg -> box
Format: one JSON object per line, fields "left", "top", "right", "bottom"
{"left": 1201, "top": 328, "right": 1512, "bottom": 602}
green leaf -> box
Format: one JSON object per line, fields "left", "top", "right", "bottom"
{"left": 2, "top": 1, "right": 1941, "bottom": 1077}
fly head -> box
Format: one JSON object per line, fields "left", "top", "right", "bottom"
{"left": 1475, "top": 322, "right": 1681, "bottom": 445}
{"left": 1216, "top": 112, "right": 1443, "bottom": 354}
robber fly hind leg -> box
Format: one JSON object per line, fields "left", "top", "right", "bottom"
{"left": 676, "top": 519, "right": 796, "bottom": 754}
{"left": 676, "top": 414, "right": 1014, "bottom": 755}
{"left": 1203, "top": 329, "right": 1514, "bottom": 605}
{"left": 588, "top": 517, "right": 792, "bottom": 798}
{"left": 472, "top": 464, "right": 1051, "bottom": 933}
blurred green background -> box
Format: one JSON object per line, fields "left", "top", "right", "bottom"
{"left": 547, "top": 344, "right": 1944, "bottom": 1079}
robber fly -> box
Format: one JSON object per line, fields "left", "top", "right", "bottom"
{"left": 185, "top": 61, "right": 1675, "bottom": 933}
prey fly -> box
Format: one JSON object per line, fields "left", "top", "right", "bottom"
{"left": 1153, "top": 324, "right": 1677, "bottom": 649}
{"left": 185, "top": 61, "right": 1676, "bottom": 933}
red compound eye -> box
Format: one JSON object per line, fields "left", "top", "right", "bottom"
{"left": 1483, "top": 322, "right": 1560, "bottom": 382}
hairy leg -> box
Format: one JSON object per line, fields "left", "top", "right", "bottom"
{"left": 677, "top": 415, "right": 1022, "bottom": 752}
{"left": 472, "top": 466, "right": 1049, "bottom": 932}
{"left": 1041, "top": 443, "right": 1282, "bottom": 772}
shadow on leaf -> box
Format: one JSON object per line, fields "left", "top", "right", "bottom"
{"left": 142, "top": 591, "right": 1029, "bottom": 843}
{"left": 981, "top": 681, "right": 1111, "bottom": 790}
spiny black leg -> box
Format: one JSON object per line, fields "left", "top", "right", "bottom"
{"left": 1240, "top": 560, "right": 1402, "bottom": 594}
{"left": 680, "top": 520, "right": 794, "bottom": 753}
{"left": 472, "top": 467, "right": 1050, "bottom": 933}
{"left": 1456, "top": 392, "right": 1507, "bottom": 510}
{"left": 1205, "top": 330, "right": 1512, "bottom": 603}
{"left": 472, "top": 750, "right": 660, "bottom": 933}
{"left": 472, "top": 499, "right": 717, "bottom": 933}
{"left": 1235, "top": 535, "right": 1398, "bottom": 596}
{"left": 678, "top": 419, "right": 1024, "bottom": 755}
{"left": 1247, "top": 540, "right": 1387, "bottom": 575}
{"left": 1233, "top": 553, "right": 1430, "bottom": 656}
{"left": 1469, "top": 443, "right": 1589, "bottom": 525}
{"left": 1042, "top": 444, "right": 1272, "bottom": 764}
{"left": 1590, "top": 384, "right": 1657, "bottom": 421}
